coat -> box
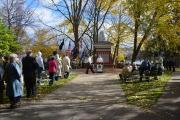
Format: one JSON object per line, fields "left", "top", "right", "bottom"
{"left": 48, "top": 59, "right": 57, "bottom": 73}
{"left": 36, "top": 52, "right": 44, "bottom": 70}
{"left": 22, "top": 55, "right": 38, "bottom": 78}
{"left": 6, "top": 62, "right": 22, "bottom": 97}
{"left": 62, "top": 56, "right": 71, "bottom": 72}
{"left": 54, "top": 54, "right": 62, "bottom": 76}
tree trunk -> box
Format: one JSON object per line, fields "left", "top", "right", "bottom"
{"left": 113, "top": 39, "right": 120, "bottom": 66}
{"left": 131, "top": 18, "right": 139, "bottom": 64}
{"left": 73, "top": 23, "right": 80, "bottom": 54}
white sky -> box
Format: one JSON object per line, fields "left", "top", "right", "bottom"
{"left": 39, "top": 0, "right": 61, "bottom": 6}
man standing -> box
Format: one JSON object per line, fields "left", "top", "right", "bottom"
{"left": 22, "top": 50, "right": 38, "bottom": 98}
{"left": 86, "top": 55, "right": 95, "bottom": 74}
{"left": 0, "top": 57, "right": 4, "bottom": 103}
{"left": 139, "top": 58, "right": 151, "bottom": 81}
{"left": 62, "top": 52, "right": 71, "bottom": 78}
{"left": 0, "top": 56, "right": 9, "bottom": 103}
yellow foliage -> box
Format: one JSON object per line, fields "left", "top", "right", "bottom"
{"left": 30, "top": 29, "right": 58, "bottom": 58}
{"left": 117, "top": 53, "right": 125, "bottom": 61}
{"left": 31, "top": 44, "right": 58, "bottom": 58}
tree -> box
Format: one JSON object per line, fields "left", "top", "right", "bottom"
{"left": 85, "top": 0, "right": 117, "bottom": 43}
{"left": 0, "top": 0, "right": 36, "bottom": 41}
{"left": 123, "top": 0, "right": 180, "bottom": 63}
{"left": 155, "top": 1, "right": 180, "bottom": 55}
{"left": 31, "top": 29, "right": 58, "bottom": 58}
{"left": 144, "top": 1, "right": 180, "bottom": 57}
{"left": 45, "top": 0, "right": 90, "bottom": 56}
{"left": 108, "top": 1, "right": 132, "bottom": 65}
{"left": 0, "top": 21, "right": 21, "bottom": 55}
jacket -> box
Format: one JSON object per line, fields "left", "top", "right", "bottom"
{"left": 6, "top": 62, "right": 22, "bottom": 97}
{"left": 36, "top": 52, "right": 44, "bottom": 70}
{"left": 22, "top": 55, "right": 38, "bottom": 76}
{"left": 48, "top": 59, "right": 57, "bottom": 73}
{"left": 62, "top": 56, "right": 71, "bottom": 72}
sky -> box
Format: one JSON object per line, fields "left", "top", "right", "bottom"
{"left": 25, "top": 0, "right": 63, "bottom": 36}
{"left": 24, "top": 0, "right": 133, "bottom": 49}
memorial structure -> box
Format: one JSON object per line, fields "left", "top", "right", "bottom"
{"left": 94, "top": 31, "right": 113, "bottom": 65}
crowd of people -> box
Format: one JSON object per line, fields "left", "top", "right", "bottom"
{"left": 119, "top": 55, "right": 177, "bottom": 82}
{"left": 0, "top": 50, "right": 71, "bottom": 108}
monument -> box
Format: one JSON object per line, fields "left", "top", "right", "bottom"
{"left": 94, "top": 31, "right": 113, "bottom": 65}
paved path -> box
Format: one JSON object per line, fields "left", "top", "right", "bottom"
{"left": 0, "top": 69, "right": 143, "bottom": 120}
{"left": 0, "top": 70, "right": 180, "bottom": 120}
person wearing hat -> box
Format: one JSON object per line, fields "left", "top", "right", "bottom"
{"left": 6, "top": 54, "right": 22, "bottom": 108}
{"left": 22, "top": 50, "right": 38, "bottom": 98}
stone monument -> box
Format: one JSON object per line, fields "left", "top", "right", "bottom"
{"left": 94, "top": 31, "right": 113, "bottom": 65}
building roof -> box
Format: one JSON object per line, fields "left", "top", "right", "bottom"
{"left": 95, "top": 41, "right": 113, "bottom": 45}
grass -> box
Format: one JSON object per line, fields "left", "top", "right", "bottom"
{"left": 0, "top": 73, "right": 78, "bottom": 104}
{"left": 176, "top": 68, "right": 180, "bottom": 72}
{"left": 120, "top": 71, "right": 172, "bottom": 109}
{"left": 37, "top": 73, "right": 78, "bottom": 98}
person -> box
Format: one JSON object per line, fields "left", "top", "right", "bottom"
{"left": 139, "top": 58, "right": 151, "bottom": 81}
{"left": 6, "top": 54, "right": 23, "bottom": 108}
{"left": 119, "top": 63, "right": 133, "bottom": 82}
{"left": 96, "top": 55, "right": 103, "bottom": 63}
{"left": 36, "top": 51, "right": 44, "bottom": 84}
{"left": 0, "top": 56, "right": 9, "bottom": 103}
{"left": 0, "top": 57, "right": 4, "bottom": 103}
{"left": 96, "top": 55, "right": 104, "bottom": 73}
{"left": 86, "top": 55, "right": 95, "bottom": 74}
{"left": 53, "top": 51, "right": 62, "bottom": 80}
{"left": 168, "top": 57, "right": 176, "bottom": 72}
{"left": 48, "top": 56, "right": 57, "bottom": 85}
{"left": 22, "top": 50, "right": 38, "bottom": 98}
{"left": 62, "top": 52, "right": 71, "bottom": 78}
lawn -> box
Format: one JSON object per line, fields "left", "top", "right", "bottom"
{"left": 121, "top": 71, "right": 172, "bottom": 109}
{"left": 176, "top": 68, "right": 180, "bottom": 72}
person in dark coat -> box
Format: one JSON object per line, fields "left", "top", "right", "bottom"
{"left": 0, "top": 58, "right": 4, "bottom": 103}
{"left": 6, "top": 54, "right": 22, "bottom": 108}
{"left": 139, "top": 59, "right": 151, "bottom": 81}
{"left": 22, "top": 50, "right": 38, "bottom": 98}
{"left": 0, "top": 56, "right": 9, "bottom": 103}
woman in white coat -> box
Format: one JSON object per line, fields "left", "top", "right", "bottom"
{"left": 62, "top": 53, "right": 71, "bottom": 78}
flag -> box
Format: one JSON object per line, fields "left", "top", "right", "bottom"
{"left": 68, "top": 41, "right": 71, "bottom": 50}
{"left": 59, "top": 39, "right": 64, "bottom": 50}
{"left": 66, "top": 41, "right": 71, "bottom": 55}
